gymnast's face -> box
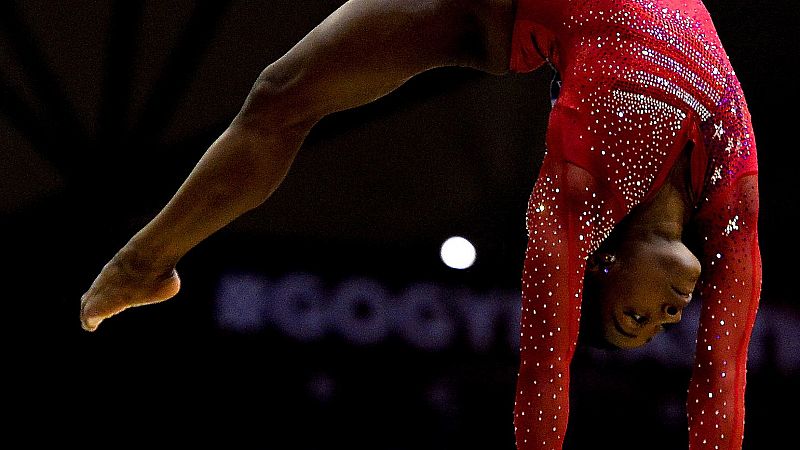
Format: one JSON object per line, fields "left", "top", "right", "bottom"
{"left": 581, "top": 234, "right": 701, "bottom": 350}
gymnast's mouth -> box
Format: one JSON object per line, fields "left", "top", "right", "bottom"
{"left": 671, "top": 285, "right": 693, "bottom": 300}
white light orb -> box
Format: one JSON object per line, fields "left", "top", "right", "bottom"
{"left": 440, "top": 236, "right": 476, "bottom": 270}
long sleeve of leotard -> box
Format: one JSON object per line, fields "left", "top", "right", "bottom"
{"left": 685, "top": 82, "right": 761, "bottom": 449}
{"left": 688, "top": 174, "right": 761, "bottom": 450}
{"left": 515, "top": 156, "right": 622, "bottom": 450}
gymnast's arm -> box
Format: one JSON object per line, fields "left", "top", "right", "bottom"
{"left": 687, "top": 174, "right": 761, "bottom": 450}
{"left": 79, "top": 0, "right": 516, "bottom": 331}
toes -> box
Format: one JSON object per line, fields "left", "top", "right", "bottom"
{"left": 80, "top": 296, "right": 102, "bottom": 331}
{"left": 81, "top": 316, "right": 102, "bottom": 332}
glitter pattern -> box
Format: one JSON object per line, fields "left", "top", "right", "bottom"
{"left": 509, "top": 1, "right": 760, "bottom": 449}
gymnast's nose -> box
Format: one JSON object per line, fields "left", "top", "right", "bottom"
{"left": 660, "top": 302, "right": 684, "bottom": 325}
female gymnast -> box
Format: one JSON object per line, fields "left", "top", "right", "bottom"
{"left": 79, "top": 1, "right": 761, "bottom": 449}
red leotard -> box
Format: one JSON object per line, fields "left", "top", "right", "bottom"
{"left": 508, "top": 1, "right": 761, "bottom": 449}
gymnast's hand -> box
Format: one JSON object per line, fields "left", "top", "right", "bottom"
{"left": 80, "top": 249, "right": 181, "bottom": 332}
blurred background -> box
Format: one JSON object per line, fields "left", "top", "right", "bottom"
{"left": 2, "top": 0, "right": 797, "bottom": 448}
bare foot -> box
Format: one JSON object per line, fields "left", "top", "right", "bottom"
{"left": 80, "top": 250, "right": 181, "bottom": 332}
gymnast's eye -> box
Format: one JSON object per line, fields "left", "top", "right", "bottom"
{"left": 625, "top": 311, "right": 648, "bottom": 325}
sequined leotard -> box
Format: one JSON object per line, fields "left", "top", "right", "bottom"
{"left": 508, "top": 1, "right": 760, "bottom": 449}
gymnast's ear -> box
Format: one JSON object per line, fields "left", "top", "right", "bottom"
{"left": 587, "top": 252, "right": 616, "bottom": 274}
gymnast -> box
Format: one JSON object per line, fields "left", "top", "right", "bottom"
{"left": 80, "top": 1, "right": 761, "bottom": 449}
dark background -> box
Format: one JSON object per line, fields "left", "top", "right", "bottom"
{"left": 1, "top": 1, "right": 797, "bottom": 448}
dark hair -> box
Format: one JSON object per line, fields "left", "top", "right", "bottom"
{"left": 578, "top": 265, "right": 621, "bottom": 351}
{"left": 577, "top": 307, "right": 621, "bottom": 351}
